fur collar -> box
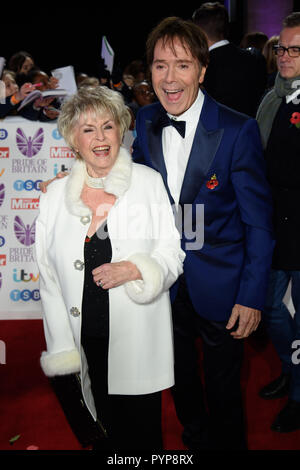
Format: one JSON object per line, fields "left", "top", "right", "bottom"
{"left": 65, "top": 145, "right": 132, "bottom": 217}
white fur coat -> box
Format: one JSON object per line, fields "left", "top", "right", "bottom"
{"left": 35, "top": 146, "right": 185, "bottom": 420}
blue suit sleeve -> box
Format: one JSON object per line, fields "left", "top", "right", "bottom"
{"left": 231, "top": 118, "right": 275, "bottom": 310}
{"left": 132, "top": 109, "right": 146, "bottom": 164}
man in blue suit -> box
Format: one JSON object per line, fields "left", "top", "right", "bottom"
{"left": 133, "top": 17, "right": 274, "bottom": 450}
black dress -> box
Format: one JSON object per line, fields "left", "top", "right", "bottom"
{"left": 81, "top": 223, "right": 111, "bottom": 339}
{"left": 80, "top": 223, "right": 162, "bottom": 450}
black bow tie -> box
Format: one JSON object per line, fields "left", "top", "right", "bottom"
{"left": 157, "top": 113, "right": 186, "bottom": 138}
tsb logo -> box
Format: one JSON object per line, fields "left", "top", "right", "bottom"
{"left": 0, "top": 130, "right": 8, "bottom": 140}
{"left": 10, "top": 289, "right": 40, "bottom": 301}
{"left": 0, "top": 148, "right": 9, "bottom": 158}
{"left": 14, "top": 180, "right": 42, "bottom": 191}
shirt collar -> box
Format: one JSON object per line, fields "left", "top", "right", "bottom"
{"left": 209, "top": 39, "right": 230, "bottom": 51}
{"left": 168, "top": 88, "right": 204, "bottom": 125}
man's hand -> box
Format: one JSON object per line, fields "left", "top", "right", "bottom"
{"left": 39, "top": 172, "right": 69, "bottom": 193}
{"left": 226, "top": 304, "right": 261, "bottom": 339}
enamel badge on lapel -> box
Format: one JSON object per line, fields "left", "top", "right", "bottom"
{"left": 206, "top": 173, "right": 219, "bottom": 190}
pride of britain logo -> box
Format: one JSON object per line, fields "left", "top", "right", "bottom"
{"left": 16, "top": 128, "right": 44, "bottom": 158}
{"left": 14, "top": 216, "right": 36, "bottom": 246}
{"left": 0, "top": 183, "right": 4, "bottom": 208}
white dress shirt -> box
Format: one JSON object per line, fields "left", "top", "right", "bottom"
{"left": 162, "top": 89, "right": 204, "bottom": 207}
{"left": 209, "top": 39, "right": 230, "bottom": 51}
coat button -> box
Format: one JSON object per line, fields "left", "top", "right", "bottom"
{"left": 70, "top": 307, "right": 80, "bottom": 317}
{"left": 74, "top": 260, "right": 84, "bottom": 271}
{"left": 80, "top": 215, "right": 91, "bottom": 225}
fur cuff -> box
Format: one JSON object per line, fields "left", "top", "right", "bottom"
{"left": 40, "top": 349, "right": 81, "bottom": 377}
{"left": 125, "top": 253, "right": 164, "bottom": 304}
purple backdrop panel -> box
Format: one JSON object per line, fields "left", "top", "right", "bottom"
{"left": 246, "top": 0, "right": 293, "bottom": 37}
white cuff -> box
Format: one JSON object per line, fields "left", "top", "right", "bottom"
{"left": 40, "top": 349, "right": 81, "bottom": 377}
{"left": 125, "top": 253, "right": 164, "bottom": 304}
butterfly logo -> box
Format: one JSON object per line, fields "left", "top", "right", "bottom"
{"left": 16, "top": 128, "right": 44, "bottom": 158}
{"left": 0, "top": 183, "right": 4, "bottom": 207}
{"left": 14, "top": 216, "right": 36, "bottom": 246}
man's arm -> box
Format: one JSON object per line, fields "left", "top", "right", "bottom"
{"left": 226, "top": 118, "right": 275, "bottom": 338}
{"left": 39, "top": 171, "right": 68, "bottom": 193}
{"left": 132, "top": 108, "right": 147, "bottom": 164}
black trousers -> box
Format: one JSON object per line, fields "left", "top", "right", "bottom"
{"left": 171, "top": 275, "right": 247, "bottom": 450}
{"left": 81, "top": 335, "right": 163, "bottom": 451}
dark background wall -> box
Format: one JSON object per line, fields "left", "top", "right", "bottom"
{"left": 2, "top": 0, "right": 300, "bottom": 78}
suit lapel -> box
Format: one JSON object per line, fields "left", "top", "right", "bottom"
{"left": 179, "top": 93, "right": 224, "bottom": 206}
{"left": 146, "top": 106, "right": 174, "bottom": 205}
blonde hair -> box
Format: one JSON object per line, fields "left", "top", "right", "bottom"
{"left": 262, "top": 35, "right": 279, "bottom": 75}
{"left": 58, "top": 86, "right": 131, "bottom": 151}
{"left": 78, "top": 77, "right": 100, "bottom": 88}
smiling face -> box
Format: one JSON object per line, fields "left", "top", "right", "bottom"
{"left": 73, "top": 111, "right": 122, "bottom": 178}
{"left": 277, "top": 26, "right": 300, "bottom": 79}
{"left": 151, "top": 37, "right": 206, "bottom": 116}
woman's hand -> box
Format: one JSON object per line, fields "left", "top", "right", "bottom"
{"left": 92, "top": 261, "right": 142, "bottom": 290}
{"left": 43, "top": 107, "right": 60, "bottom": 120}
{"left": 34, "top": 96, "right": 55, "bottom": 108}
{"left": 14, "top": 82, "right": 35, "bottom": 101}
{"left": 48, "top": 76, "right": 59, "bottom": 89}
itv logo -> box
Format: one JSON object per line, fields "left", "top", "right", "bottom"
{"left": 13, "top": 268, "right": 39, "bottom": 282}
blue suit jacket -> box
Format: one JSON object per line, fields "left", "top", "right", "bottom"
{"left": 132, "top": 92, "right": 275, "bottom": 321}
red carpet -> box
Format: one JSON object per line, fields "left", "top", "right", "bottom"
{"left": 0, "top": 320, "right": 299, "bottom": 451}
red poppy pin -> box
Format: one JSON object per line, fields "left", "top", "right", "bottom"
{"left": 290, "top": 112, "right": 300, "bottom": 128}
{"left": 206, "top": 173, "right": 219, "bottom": 190}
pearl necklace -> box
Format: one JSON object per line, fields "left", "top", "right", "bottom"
{"left": 84, "top": 166, "right": 106, "bottom": 189}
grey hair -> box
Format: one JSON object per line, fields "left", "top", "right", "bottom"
{"left": 57, "top": 86, "right": 132, "bottom": 150}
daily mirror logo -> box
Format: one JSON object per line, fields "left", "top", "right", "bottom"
{"left": 50, "top": 147, "right": 75, "bottom": 158}
{"left": 0, "top": 148, "right": 9, "bottom": 158}
{"left": 11, "top": 198, "right": 39, "bottom": 210}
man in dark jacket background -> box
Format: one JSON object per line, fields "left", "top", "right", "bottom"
{"left": 192, "top": 2, "right": 267, "bottom": 117}
{"left": 256, "top": 11, "right": 300, "bottom": 434}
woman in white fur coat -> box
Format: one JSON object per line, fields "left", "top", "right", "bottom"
{"left": 35, "top": 86, "right": 185, "bottom": 450}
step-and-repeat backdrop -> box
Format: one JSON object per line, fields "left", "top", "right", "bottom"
{"left": 0, "top": 116, "right": 293, "bottom": 319}
{"left": 0, "top": 116, "right": 134, "bottom": 319}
